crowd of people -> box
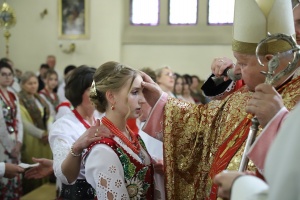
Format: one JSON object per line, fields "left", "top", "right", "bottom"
{"left": 0, "top": 54, "right": 205, "bottom": 199}
{"left": 1, "top": 0, "right": 300, "bottom": 199}
{"left": 0, "top": 55, "right": 78, "bottom": 198}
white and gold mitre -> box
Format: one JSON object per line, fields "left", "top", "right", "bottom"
{"left": 232, "top": 0, "right": 295, "bottom": 54}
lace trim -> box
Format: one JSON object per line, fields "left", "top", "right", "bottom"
{"left": 52, "top": 138, "right": 85, "bottom": 184}
{"left": 95, "top": 169, "right": 128, "bottom": 200}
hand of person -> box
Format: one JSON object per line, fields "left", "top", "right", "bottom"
{"left": 4, "top": 163, "right": 24, "bottom": 179}
{"left": 72, "top": 119, "right": 113, "bottom": 155}
{"left": 152, "top": 158, "right": 164, "bottom": 175}
{"left": 140, "top": 71, "right": 163, "bottom": 107}
{"left": 24, "top": 157, "right": 53, "bottom": 179}
{"left": 40, "top": 131, "right": 49, "bottom": 145}
{"left": 211, "top": 57, "right": 236, "bottom": 81}
{"left": 213, "top": 170, "right": 245, "bottom": 200}
{"left": 11, "top": 141, "right": 22, "bottom": 159}
{"left": 246, "top": 83, "right": 284, "bottom": 128}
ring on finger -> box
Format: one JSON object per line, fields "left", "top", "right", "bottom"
{"left": 94, "top": 132, "right": 98, "bottom": 137}
{"left": 96, "top": 128, "right": 99, "bottom": 132}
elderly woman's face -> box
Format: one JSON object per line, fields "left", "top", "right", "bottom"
{"left": 22, "top": 76, "right": 38, "bottom": 95}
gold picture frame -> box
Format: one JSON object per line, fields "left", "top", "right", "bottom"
{"left": 58, "top": 0, "right": 89, "bottom": 39}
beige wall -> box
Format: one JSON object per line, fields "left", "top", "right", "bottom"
{"left": 122, "top": 44, "right": 233, "bottom": 80}
{"left": 0, "top": 0, "right": 233, "bottom": 80}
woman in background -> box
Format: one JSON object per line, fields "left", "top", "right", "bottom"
{"left": 173, "top": 74, "right": 184, "bottom": 99}
{"left": 155, "top": 66, "right": 175, "bottom": 97}
{"left": 18, "top": 71, "right": 52, "bottom": 194}
{"left": 49, "top": 66, "right": 104, "bottom": 200}
{"left": 181, "top": 81, "right": 196, "bottom": 104}
{"left": 0, "top": 61, "right": 23, "bottom": 199}
{"left": 39, "top": 69, "right": 59, "bottom": 124}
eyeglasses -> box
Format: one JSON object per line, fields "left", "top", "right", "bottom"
{"left": 1, "top": 73, "right": 13, "bottom": 78}
{"left": 164, "top": 72, "right": 175, "bottom": 78}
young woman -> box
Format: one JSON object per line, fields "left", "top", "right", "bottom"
{"left": 181, "top": 82, "right": 196, "bottom": 104}
{"left": 0, "top": 61, "right": 23, "bottom": 199}
{"left": 173, "top": 75, "right": 184, "bottom": 99}
{"left": 18, "top": 71, "right": 52, "bottom": 194}
{"left": 49, "top": 66, "right": 104, "bottom": 200}
{"left": 39, "top": 69, "right": 59, "bottom": 124}
{"left": 85, "top": 61, "right": 154, "bottom": 199}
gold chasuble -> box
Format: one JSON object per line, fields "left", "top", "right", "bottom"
{"left": 148, "top": 0, "right": 300, "bottom": 199}
{"left": 162, "top": 73, "right": 300, "bottom": 199}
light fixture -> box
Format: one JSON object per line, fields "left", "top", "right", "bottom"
{"left": 0, "top": 1, "right": 16, "bottom": 57}
{"left": 40, "top": 9, "right": 48, "bottom": 18}
{"left": 59, "top": 43, "right": 76, "bottom": 54}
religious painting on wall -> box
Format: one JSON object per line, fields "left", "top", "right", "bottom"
{"left": 58, "top": 0, "right": 89, "bottom": 39}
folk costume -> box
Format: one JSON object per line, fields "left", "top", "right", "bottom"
{"left": 55, "top": 101, "right": 73, "bottom": 120}
{"left": 0, "top": 89, "right": 23, "bottom": 199}
{"left": 143, "top": 0, "right": 300, "bottom": 199}
{"left": 18, "top": 90, "right": 52, "bottom": 194}
{"left": 39, "top": 87, "right": 59, "bottom": 123}
{"left": 84, "top": 116, "right": 154, "bottom": 200}
{"left": 49, "top": 109, "right": 102, "bottom": 200}
{"left": 127, "top": 118, "right": 165, "bottom": 199}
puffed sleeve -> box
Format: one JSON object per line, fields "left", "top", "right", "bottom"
{"left": 49, "top": 118, "right": 79, "bottom": 185}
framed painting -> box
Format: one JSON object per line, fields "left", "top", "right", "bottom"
{"left": 58, "top": 0, "right": 89, "bottom": 39}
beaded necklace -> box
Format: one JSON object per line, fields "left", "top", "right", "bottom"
{"left": 102, "top": 116, "right": 144, "bottom": 162}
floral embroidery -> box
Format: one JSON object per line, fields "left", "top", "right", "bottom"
{"left": 115, "top": 179, "right": 122, "bottom": 188}
{"left": 121, "top": 194, "right": 128, "bottom": 200}
{"left": 117, "top": 148, "right": 136, "bottom": 179}
{"left": 117, "top": 147, "right": 151, "bottom": 199}
{"left": 126, "top": 177, "right": 144, "bottom": 199}
{"left": 108, "top": 165, "right": 116, "bottom": 173}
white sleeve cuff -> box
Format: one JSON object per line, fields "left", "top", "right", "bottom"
{"left": 0, "top": 162, "right": 5, "bottom": 177}
{"left": 231, "top": 175, "right": 269, "bottom": 200}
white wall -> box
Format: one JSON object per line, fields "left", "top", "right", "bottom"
{"left": 0, "top": 0, "right": 122, "bottom": 70}
{"left": 122, "top": 44, "right": 233, "bottom": 80}
{"left": 0, "top": 0, "right": 233, "bottom": 80}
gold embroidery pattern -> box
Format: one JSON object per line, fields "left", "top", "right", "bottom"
{"left": 163, "top": 74, "right": 300, "bottom": 200}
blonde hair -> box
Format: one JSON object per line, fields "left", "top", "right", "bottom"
{"left": 155, "top": 66, "right": 171, "bottom": 78}
{"left": 90, "top": 61, "right": 138, "bottom": 113}
{"left": 20, "top": 71, "right": 37, "bottom": 86}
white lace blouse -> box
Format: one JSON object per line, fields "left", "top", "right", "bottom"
{"left": 49, "top": 112, "right": 97, "bottom": 184}
{"left": 84, "top": 136, "right": 151, "bottom": 200}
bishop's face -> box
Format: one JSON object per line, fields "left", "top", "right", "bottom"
{"left": 233, "top": 52, "right": 267, "bottom": 91}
